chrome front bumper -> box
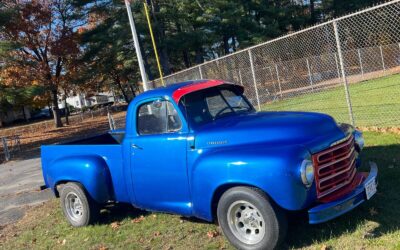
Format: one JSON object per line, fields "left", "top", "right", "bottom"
{"left": 308, "top": 162, "right": 378, "bottom": 224}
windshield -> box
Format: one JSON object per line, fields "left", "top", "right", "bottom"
{"left": 181, "top": 85, "right": 254, "bottom": 129}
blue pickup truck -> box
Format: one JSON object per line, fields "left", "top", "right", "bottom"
{"left": 41, "top": 80, "right": 378, "bottom": 249}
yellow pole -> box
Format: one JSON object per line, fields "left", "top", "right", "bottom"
{"left": 143, "top": 2, "right": 165, "bottom": 86}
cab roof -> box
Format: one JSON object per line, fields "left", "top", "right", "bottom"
{"left": 133, "top": 79, "right": 235, "bottom": 104}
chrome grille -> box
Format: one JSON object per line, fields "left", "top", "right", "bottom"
{"left": 312, "top": 135, "right": 357, "bottom": 199}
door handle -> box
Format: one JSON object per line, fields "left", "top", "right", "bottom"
{"left": 131, "top": 144, "right": 143, "bottom": 150}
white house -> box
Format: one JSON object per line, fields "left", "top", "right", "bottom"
{"left": 58, "top": 92, "right": 117, "bottom": 109}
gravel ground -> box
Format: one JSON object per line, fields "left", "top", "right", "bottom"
{"left": 0, "top": 157, "right": 53, "bottom": 226}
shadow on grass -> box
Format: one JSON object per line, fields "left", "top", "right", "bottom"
{"left": 97, "top": 203, "right": 149, "bottom": 225}
{"left": 61, "top": 144, "right": 400, "bottom": 248}
{"left": 284, "top": 144, "right": 400, "bottom": 249}
{"left": 96, "top": 203, "right": 213, "bottom": 226}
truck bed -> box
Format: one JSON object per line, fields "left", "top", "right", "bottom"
{"left": 63, "top": 131, "right": 125, "bottom": 145}
{"left": 40, "top": 131, "right": 129, "bottom": 203}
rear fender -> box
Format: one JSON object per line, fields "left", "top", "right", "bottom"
{"left": 46, "top": 155, "right": 113, "bottom": 204}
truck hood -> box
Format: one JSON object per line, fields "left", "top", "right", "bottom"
{"left": 194, "top": 111, "right": 346, "bottom": 153}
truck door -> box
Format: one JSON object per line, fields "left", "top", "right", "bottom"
{"left": 130, "top": 99, "right": 192, "bottom": 215}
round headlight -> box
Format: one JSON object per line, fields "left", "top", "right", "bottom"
{"left": 300, "top": 159, "right": 314, "bottom": 188}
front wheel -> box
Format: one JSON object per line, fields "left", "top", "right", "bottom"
{"left": 60, "top": 182, "right": 99, "bottom": 227}
{"left": 217, "top": 187, "right": 287, "bottom": 250}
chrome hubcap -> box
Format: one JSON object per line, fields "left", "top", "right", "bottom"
{"left": 227, "top": 200, "right": 265, "bottom": 245}
{"left": 65, "top": 192, "right": 84, "bottom": 221}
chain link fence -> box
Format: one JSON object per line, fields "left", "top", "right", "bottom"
{"left": 0, "top": 106, "right": 127, "bottom": 138}
{"left": 152, "top": 0, "right": 400, "bottom": 128}
{"left": 0, "top": 106, "right": 127, "bottom": 163}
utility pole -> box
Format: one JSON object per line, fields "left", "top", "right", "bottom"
{"left": 125, "top": 0, "right": 149, "bottom": 91}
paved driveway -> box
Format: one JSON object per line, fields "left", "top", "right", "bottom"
{"left": 0, "top": 157, "right": 53, "bottom": 226}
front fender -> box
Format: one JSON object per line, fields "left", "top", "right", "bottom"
{"left": 190, "top": 144, "right": 315, "bottom": 221}
{"left": 46, "top": 155, "right": 113, "bottom": 204}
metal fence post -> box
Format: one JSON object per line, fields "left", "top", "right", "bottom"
{"left": 357, "top": 48, "right": 364, "bottom": 77}
{"left": 268, "top": 66, "right": 277, "bottom": 94}
{"left": 333, "top": 21, "right": 355, "bottom": 126}
{"left": 198, "top": 65, "right": 203, "bottom": 79}
{"left": 334, "top": 53, "right": 341, "bottom": 79}
{"left": 398, "top": 43, "right": 400, "bottom": 65}
{"left": 306, "top": 58, "right": 314, "bottom": 92}
{"left": 248, "top": 49, "right": 261, "bottom": 111}
{"left": 108, "top": 112, "right": 115, "bottom": 130}
{"left": 275, "top": 64, "right": 283, "bottom": 98}
{"left": 238, "top": 69, "right": 243, "bottom": 86}
{"left": 2, "top": 137, "right": 10, "bottom": 161}
{"left": 379, "top": 45, "right": 386, "bottom": 71}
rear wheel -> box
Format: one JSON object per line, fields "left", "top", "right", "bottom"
{"left": 217, "top": 187, "right": 287, "bottom": 250}
{"left": 60, "top": 182, "right": 99, "bottom": 227}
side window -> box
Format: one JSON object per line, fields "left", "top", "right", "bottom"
{"left": 166, "top": 101, "right": 182, "bottom": 132}
{"left": 137, "top": 100, "right": 182, "bottom": 135}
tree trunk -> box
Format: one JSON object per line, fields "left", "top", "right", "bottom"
{"left": 183, "top": 50, "right": 191, "bottom": 68}
{"left": 310, "top": 0, "right": 316, "bottom": 24}
{"left": 160, "top": 49, "right": 171, "bottom": 75}
{"left": 51, "top": 89, "right": 63, "bottom": 128}
{"left": 231, "top": 36, "right": 237, "bottom": 52}
{"left": 47, "top": 101, "right": 53, "bottom": 117}
{"left": 195, "top": 47, "right": 204, "bottom": 64}
{"left": 223, "top": 35, "right": 230, "bottom": 55}
{"left": 176, "top": 22, "right": 191, "bottom": 68}
{"left": 150, "top": 0, "right": 171, "bottom": 75}
{"left": 115, "top": 77, "right": 130, "bottom": 103}
{"left": 137, "top": 16, "right": 154, "bottom": 81}
{"left": 129, "top": 84, "right": 137, "bottom": 98}
{"left": 63, "top": 96, "right": 69, "bottom": 125}
{"left": 21, "top": 106, "right": 27, "bottom": 122}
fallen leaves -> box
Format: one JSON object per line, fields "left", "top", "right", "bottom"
{"left": 57, "top": 239, "right": 66, "bottom": 245}
{"left": 98, "top": 245, "right": 108, "bottom": 250}
{"left": 131, "top": 215, "right": 145, "bottom": 223}
{"left": 110, "top": 221, "right": 121, "bottom": 230}
{"left": 358, "top": 126, "right": 400, "bottom": 135}
{"left": 207, "top": 230, "right": 220, "bottom": 238}
{"left": 321, "top": 244, "right": 331, "bottom": 250}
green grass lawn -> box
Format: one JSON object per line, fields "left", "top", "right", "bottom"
{"left": 0, "top": 131, "right": 399, "bottom": 249}
{"left": 262, "top": 74, "right": 400, "bottom": 127}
